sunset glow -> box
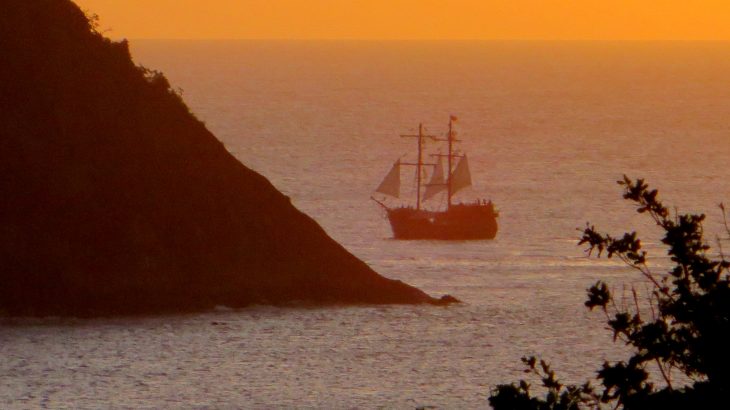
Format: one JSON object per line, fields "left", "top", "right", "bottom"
{"left": 74, "top": 0, "right": 730, "bottom": 40}
{"left": 4, "top": 0, "right": 730, "bottom": 407}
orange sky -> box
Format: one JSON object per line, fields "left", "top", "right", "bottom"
{"left": 74, "top": 0, "right": 730, "bottom": 40}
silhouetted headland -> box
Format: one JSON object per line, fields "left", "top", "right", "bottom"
{"left": 0, "top": 0, "right": 455, "bottom": 316}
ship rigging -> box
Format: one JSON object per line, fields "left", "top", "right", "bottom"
{"left": 372, "top": 116, "right": 498, "bottom": 240}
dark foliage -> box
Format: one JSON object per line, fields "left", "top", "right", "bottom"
{"left": 489, "top": 176, "right": 730, "bottom": 409}
{"left": 0, "top": 1, "right": 440, "bottom": 316}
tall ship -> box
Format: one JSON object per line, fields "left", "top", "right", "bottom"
{"left": 372, "top": 116, "right": 498, "bottom": 240}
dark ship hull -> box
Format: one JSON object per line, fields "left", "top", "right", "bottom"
{"left": 386, "top": 202, "right": 498, "bottom": 240}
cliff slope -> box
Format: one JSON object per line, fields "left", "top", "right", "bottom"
{"left": 0, "top": 0, "right": 442, "bottom": 315}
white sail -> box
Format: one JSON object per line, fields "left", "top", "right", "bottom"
{"left": 375, "top": 159, "right": 400, "bottom": 198}
{"left": 423, "top": 156, "right": 446, "bottom": 200}
{"left": 450, "top": 155, "right": 472, "bottom": 196}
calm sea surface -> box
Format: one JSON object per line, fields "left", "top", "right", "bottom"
{"left": 2, "top": 41, "right": 730, "bottom": 408}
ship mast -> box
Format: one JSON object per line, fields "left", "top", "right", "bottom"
{"left": 433, "top": 116, "right": 460, "bottom": 210}
{"left": 446, "top": 117, "right": 453, "bottom": 210}
{"left": 401, "top": 123, "right": 436, "bottom": 211}
{"left": 417, "top": 123, "right": 423, "bottom": 210}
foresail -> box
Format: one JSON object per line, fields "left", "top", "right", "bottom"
{"left": 450, "top": 155, "right": 472, "bottom": 195}
{"left": 423, "top": 156, "right": 446, "bottom": 200}
{"left": 375, "top": 159, "right": 400, "bottom": 198}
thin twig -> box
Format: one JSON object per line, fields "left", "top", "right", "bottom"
{"left": 655, "top": 358, "right": 673, "bottom": 390}
{"left": 631, "top": 287, "right": 641, "bottom": 321}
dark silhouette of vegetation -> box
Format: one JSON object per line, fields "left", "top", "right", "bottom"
{"left": 0, "top": 0, "right": 445, "bottom": 316}
{"left": 489, "top": 176, "right": 730, "bottom": 409}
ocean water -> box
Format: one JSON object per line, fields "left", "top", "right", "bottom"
{"left": 2, "top": 41, "right": 730, "bottom": 408}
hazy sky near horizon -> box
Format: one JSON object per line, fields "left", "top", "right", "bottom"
{"left": 75, "top": 0, "right": 730, "bottom": 40}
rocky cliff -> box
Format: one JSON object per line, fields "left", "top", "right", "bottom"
{"left": 0, "top": 0, "right": 446, "bottom": 315}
